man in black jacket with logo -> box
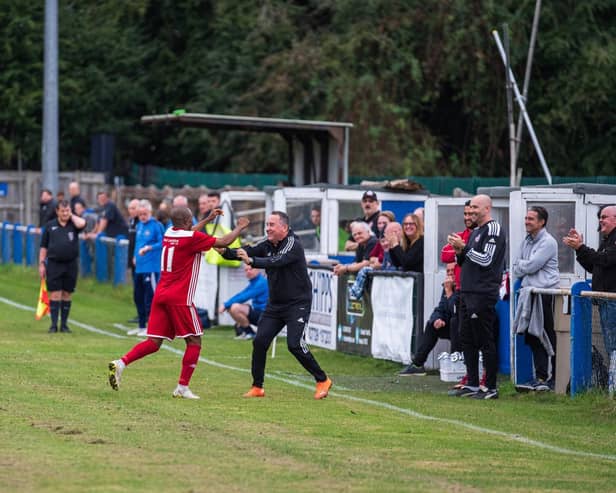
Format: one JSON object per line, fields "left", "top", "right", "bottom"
{"left": 447, "top": 194, "right": 506, "bottom": 399}
{"left": 221, "top": 211, "right": 332, "bottom": 400}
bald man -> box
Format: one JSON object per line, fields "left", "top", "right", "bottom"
{"left": 564, "top": 204, "right": 616, "bottom": 356}
{"left": 447, "top": 194, "right": 506, "bottom": 399}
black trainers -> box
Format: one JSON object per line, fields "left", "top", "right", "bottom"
{"left": 448, "top": 386, "right": 479, "bottom": 397}
{"left": 48, "top": 325, "right": 58, "bottom": 333}
{"left": 60, "top": 325, "right": 72, "bottom": 333}
{"left": 533, "top": 379, "right": 551, "bottom": 392}
{"left": 398, "top": 364, "right": 426, "bottom": 376}
{"left": 515, "top": 379, "right": 551, "bottom": 393}
{"left": 472, "top": 388, "right": 499, "bottom": 400}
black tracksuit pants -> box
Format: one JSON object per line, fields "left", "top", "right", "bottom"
{"left": 460, "top": 293, "right": 499, "bottom": 390}
{"left": 251, "top": 300, "right": 327, "bottom": 388}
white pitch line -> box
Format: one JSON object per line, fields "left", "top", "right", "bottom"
{"left": 3, "top": 295, "right": 616, "bottom": 462}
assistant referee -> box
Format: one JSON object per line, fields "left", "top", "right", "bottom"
{"left": 39, "top": 200, "right": 86, "bottom": 333}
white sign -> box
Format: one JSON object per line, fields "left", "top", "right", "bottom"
{"left": 370, "top": 276, "right": 415, "bottom": 364}
{"left": 307, "top": 267, "right": 337, "bottom": 350}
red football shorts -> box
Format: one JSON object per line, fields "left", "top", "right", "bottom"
{"left": 147, "top": 301, "right": 203, "bottom": 341}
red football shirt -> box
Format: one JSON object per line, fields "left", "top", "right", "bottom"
{"left": 154, "top": 228, "right": 216, "bottom": 306}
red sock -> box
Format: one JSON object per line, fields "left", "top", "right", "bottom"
{"left": 121, "top": 339, "right": 160, "bottom": 365}
{"left": 179, "top": 344, "right": 201, "bottom": 386}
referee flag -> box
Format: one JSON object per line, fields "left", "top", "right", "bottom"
{"left": 35, "top": 279, "right": 50, "bottom": 320}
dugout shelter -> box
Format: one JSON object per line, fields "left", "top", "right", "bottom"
{"left": 140, "top": 113, "right": 353, "bottom": 186}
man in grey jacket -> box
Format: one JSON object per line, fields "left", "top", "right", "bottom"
{"left": 512, "top": 206, "right": 560, "bottom": 391}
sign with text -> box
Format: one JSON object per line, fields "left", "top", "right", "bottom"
{"left": 336, "top": 274, "right": 373, "bottom": 356}
{"left": 306, "top": 266, "right": 337, "bottom": 350}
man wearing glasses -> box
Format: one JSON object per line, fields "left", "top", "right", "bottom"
{"left": 345, "top": 191, "right": 381, "bottom": 251}
{"left": 563, "top": 205, "right": 616, "bottom": 356}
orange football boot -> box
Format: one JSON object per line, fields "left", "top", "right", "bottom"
{"left": 243, "top": 386, "right": 265, "bottom": 398}
{"left": 314, "top": 378, "right": 332, "bottom": 400}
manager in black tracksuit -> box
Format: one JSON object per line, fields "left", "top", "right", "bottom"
{"left": 222, "top": 211, "right": 332, "bottom": 399}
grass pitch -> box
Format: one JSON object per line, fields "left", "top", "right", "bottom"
{"left": 1, "top": 264, "right": 616, "bottom": 492}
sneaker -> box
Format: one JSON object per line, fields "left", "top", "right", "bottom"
{"left": 243, "top": 386, "right": 265, "bottom": 398}
{"left": 314, "top": 378, "right": 333, "bottom": 399}
{"left": 60, "top": 325, "right": 72, "bottom": 333}
{"left": 233, "top": 333, "right": 247, "bottom": 340}
{"left": 479, "top": 369, "right": 487, "bottom": 388}
{"left": 136, "top": 328, "right": 148, "bottom": 337}
{"left": 533, "top": 379, "right": 551, "bottom": 392}
{"left": 172, "top": 385, "right": 200, "bottom": 400}
{"left": 452, "top": 374, "right": 468, "bottom": 390}
{"left": 398, "top": 364, "right": 427, "bottom": 376}
{"left": 448, "top": 386, "right": 479, "bottom": 397}
{"left": 472, "top": 388, "right": 499, "bottom": 400}
{"left": 126, "top": 328, "right": 141, "bottom": 336}
{"left": 108, "top": 360, "right": 125, "bottom": 391}
{"left": 48, "top": 325, "right": 58, "bottom": 333}
{"left": 243, "top": 331, "right": 256, "bottom": 340}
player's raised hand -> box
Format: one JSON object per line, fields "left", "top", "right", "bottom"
{"left": 205, "top": 208, "right": 224, "bottom": 223}
{"left": 237, "top": 217, "right": 250, "bottom": 230}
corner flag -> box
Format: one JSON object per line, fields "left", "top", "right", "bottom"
{"left": 35, "top": 279, "right": 50, "bottom": 320}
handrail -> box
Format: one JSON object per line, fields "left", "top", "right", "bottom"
{"left": 580, "top": 290, "right": 616, "bottom": 300}
{"left": 528, "top": 287, "right": 571, "bottom": 296}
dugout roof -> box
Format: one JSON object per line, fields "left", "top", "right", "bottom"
{"left": 140, "top": 113, "right": 353, "bottom": 186}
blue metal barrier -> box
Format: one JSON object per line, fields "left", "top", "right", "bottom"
{"left": 496, "top": 299, "right": 511, "bottom": 375}
{"left": 570, "top": 280, "right": 593, "bottom": 396}
{"left": 25, "top": 225, "right": 36, "bottom": 266}
{"left": 95, "top": 234, "right": 109, "bottom": 282}
{"left": 2, "top": 222, "right": 11, "bottom": 263}
{"left": 113, "top": 235, "right": 128, "bottom": 285}
{"left": 12, "top": 223, "right": 23, "bottom": 264}
{"left": 80, "top": 238, "right": 93, "bottom": 276}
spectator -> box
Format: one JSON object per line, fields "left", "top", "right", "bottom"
{"left": 399, "top": 262, "right": 459, "bottom": 375}
{"left": 513, "top": 206, "right": 560, "bottom": 392}
{"left": 39, "top": 189, "right": 57, "bottom": 228}
{"left": 563, "top": 204, "right": 616, "bottom": 356}
{"left": 218, "top": 264, "right": 269, "bottom": 340}
{"left": 311, "top": 205, "right": 347, "bottom": 252}
{"left": 441, "top": 200, "right": 478, "bottom": 390}
{"left": 173, "top": 194, "right": 197, "bottom": 225}
{"left": 333, "top": 221, "right": 378, "bottom": 277}
{"left": 156, "top": 206, "right": 171, "bottom": 231}
{"left": 73, "top": 202, "right": 97, "bottom": 234}
{"left": 441, "top": 200, "right": 474, "bottom": 290}
{"left": 389, "top": 212, "right": 424, "bottom": 272}
{"left": 108, "top": 207, "right": 250, "bottom": 399}
{"left": 68, "top": 181, "right": 86, "bottom": 213}
{"left": 347, "top": 221, "right": 402, "bottom": 299}
{"left": 126, "top": 199, "right": 141, "bottom": 322}
{"left": 345, "top": 191, "right": 381, "bottom": 251}
{"left": 447, "top": 194, "right": 506, "bottom": 399}
{"left": 87, "top": 191, "right": 128, "bottom": 238}
{"left": 38, "top": 200, "right": 86, "bottom": 333}
{"left": 128, "top": 200, "right": 164, "bottom": 337}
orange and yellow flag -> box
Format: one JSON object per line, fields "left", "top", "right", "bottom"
{"left": 35, "top": 279, "right": 50, "bottom": 320}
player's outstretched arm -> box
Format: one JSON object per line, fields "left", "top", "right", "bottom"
{"left": 213, "top": 217, "right": 250, "bottom": 248}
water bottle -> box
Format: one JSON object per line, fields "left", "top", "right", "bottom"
{"left": 609, "top": 350, "right": 616, "bottom": 398}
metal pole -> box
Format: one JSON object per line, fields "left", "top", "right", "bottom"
{"left": 492, "top": 30, "right": 552, "bottom": 185}
{"left": 41, "top": 0, "right": 59, "bottom": 194}
{"left": 514, "top": 0, "right": 542, "bottom": 167}
{"left": 503, "top": 24, "right": 517, "bottom": 187}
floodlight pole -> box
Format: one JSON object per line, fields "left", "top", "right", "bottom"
{"left": 493, "top": 30, "right": 552, "bottom": 185}
{"left": 41, "top": 0, "right": 59, "bottom": 194}
{"left": 514, "top": 0, "right": 542, "bottom": 168}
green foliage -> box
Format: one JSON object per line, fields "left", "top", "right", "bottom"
{"left": 0, "top": 0, "right": 614, "bottom": 177}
